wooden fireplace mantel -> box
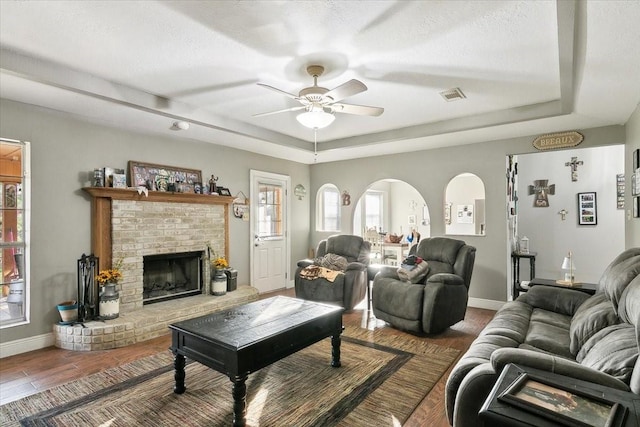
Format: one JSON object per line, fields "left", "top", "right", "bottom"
{"left": 82, "top": 187, "right": 234, "bottom": 268}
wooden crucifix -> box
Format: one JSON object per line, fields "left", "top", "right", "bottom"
{"left": 565, "top": 156, "right": 583, "bottom": 182}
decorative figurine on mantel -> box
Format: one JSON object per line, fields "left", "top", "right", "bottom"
{"left": 209, "top": 174, "right": 219, "bottom": 195}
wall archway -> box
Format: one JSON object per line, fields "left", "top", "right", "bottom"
{"left": 445, "top": 173, "right": 486, "bottom": 236}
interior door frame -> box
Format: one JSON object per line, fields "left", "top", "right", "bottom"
{"left": 249, "top": 169, "right": 291, "bottom": 291}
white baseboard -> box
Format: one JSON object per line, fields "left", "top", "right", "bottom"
{"left": 468, "top": 297, "right": 505, "bottom": 311}
{"left": 0, "top": 332, "right": 54, "bottom": 358}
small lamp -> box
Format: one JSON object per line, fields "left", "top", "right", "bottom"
{"left": 557, "top": 251, "right": 576, "bottom": 286}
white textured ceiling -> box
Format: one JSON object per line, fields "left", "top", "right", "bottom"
{"left": 1, "top": 0, "right": 639, "bottom": 164}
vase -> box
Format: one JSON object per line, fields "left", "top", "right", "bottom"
{"left": 57, "top": 300, "right": 78, "bottom": 323}
{"left": 99, "top": 282, "right": 120, "bottom": 319}
{"left": 212, "top": 269, "right": 227, "bottom": 296}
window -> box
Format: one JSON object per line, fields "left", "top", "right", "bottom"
{"left": 316, "top": 184, "right": 341, "bottom": 232}
{"left": 364, "top": 191, "right": 384, "bottom": 230}
{"left": 1, "top": 138, "right": 30, "bottom": 328}
{"left": 256, "top": 183, "right": 283, "bottom": 238}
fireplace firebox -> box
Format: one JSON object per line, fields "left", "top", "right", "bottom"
{"left": 143, "top": 251, "right": 203, "bottom": 304}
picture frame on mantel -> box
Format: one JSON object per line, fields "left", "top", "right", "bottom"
{"left": 577, "top": 192, "right": 597, "bottom": 226}
{"left": 128, "top": 161, "right": 202, "bottom": 194}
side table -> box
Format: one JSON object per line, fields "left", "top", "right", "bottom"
{"left": 511, "top": 252, "right": 537, "bottom": 298}
{"left": 480, "top": 363, "right": 639, "bottom": 427}
{"left": 529, "top": 278, "right": 597, "bottom": 295}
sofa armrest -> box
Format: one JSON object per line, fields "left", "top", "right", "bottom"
{"left": 490, "top": 348, "right": 631, "bottom": 392}
{"left": 297, "top": 258, "right": 314, "bottom": 268}
{"left": 376, "top": 266, "right": 401, "bottom": 280}
{"left": 427, "top": 272, "right": 464, "bottom": 286}
{"left": 345, "top": 261, "right": 367, "bottom": 272}
{"left": 519, "top": 285, "right": 591, "bottom": 317}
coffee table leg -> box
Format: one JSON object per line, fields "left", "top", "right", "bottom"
{"left": 231, "top": 374, "right": 248, "bottom": 427}
{"left": 173, "top": 352, "right": 186, "bottom": 394}
{"left": 331, "top": 333, "right": 341, "bottom": 367}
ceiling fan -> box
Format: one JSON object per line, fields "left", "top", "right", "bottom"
{"left": 253, "top": 65, "right": 384, "bottom": 128}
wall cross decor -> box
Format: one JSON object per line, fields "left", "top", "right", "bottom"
{"left": 565, "top": 156, "right": 584, "bottom": 181}
{"left": 528, "top": 179, "right": 556, "bottom": 207}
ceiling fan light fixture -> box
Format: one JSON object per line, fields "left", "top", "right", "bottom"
{"left": 296, "top": 110, "right": 335, "bottom": 129}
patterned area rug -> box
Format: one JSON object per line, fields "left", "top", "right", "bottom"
{"left": 0, "top": 325, "right": 459, "bottom": 426}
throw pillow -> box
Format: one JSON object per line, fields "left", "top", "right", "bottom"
{"left": 577, "top": 324, "right": 638, "bottom": 383}
{"left": 314, "top": 253, "right": 348, "bottom": 271}
{"left": 569, "top": 293, "right": 619, "bottom": 355}
{"left": 397, "top": 261, "right": 430, "bottom": 283}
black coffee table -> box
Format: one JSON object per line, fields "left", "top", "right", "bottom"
{"left": 169, "top": 296, "right": 343, "bottom": 426}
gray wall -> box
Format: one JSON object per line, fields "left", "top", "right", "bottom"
{"left": 0, "top": 95, "right": 634, "bottom": 345}
{"left": 0, "top": 99, "right": 310, "bottom": 343}
{"left": 309, "top": 125, "right": 626, "bottom": 303}
{"left": 627, "top": 104, "right": 640, "bottom": 247}
{"left": 517, "top": 145, "right": 625, "bottom": 283}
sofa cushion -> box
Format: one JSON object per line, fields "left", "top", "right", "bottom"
{"left": 314, "top": 253, "right": 348, "bottom": 271}
{"left": 523, "top": 308, "right": 573, "bottom": 359}
{"left": 570, "top": 293, "right": 619, "bottom": 355}
{"left": 618, "top": 275, "right": 640, "bottom": 326}
{"left": 577, "top": 324, "right": 638, "bottom": 384}
{"left": 520, "top": 285, "right": 590, "bottom": 317}
{"left": 600, "top": 254, "right": 640, "bottom": 314}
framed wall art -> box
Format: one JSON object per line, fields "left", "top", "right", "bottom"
{"left": 498, "top": 372, "right": 624, "bottom": 427}
{"left": 128, "top": 161, "right": 202, "bottom": 193}
{"left": 577, "top": 192, "right": 597, "bottom": 225}
{"left": 616, "top": 174, "right": 624, "bottom": 209}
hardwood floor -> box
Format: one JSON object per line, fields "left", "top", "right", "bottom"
{"left": 0, "top": 289, "right": 495, "bottom": 426}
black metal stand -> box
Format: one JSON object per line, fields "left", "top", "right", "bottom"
{"left": 77, "top": 254, "right": 99, "bottom": 322}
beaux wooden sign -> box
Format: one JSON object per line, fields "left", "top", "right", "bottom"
{"left": 532, "top": 131, "right": 583, "bottom": 151}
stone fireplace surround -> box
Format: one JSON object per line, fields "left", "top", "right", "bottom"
{"left": 54, "top": 188, "right": 259, "bottom": 351}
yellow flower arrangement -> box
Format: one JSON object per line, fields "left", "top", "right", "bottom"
{"left": 212, "top": 257, "right": 228, "bottom": 269}
{"left": 96, "top": 260, "right": 123, "bottom": 285}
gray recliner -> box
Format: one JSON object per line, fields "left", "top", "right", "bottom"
{"left": 372, "top": 237, "right": 476, "bottom": 334}
{"left": 294, "top": 235, "right": 370, "bottom": 311}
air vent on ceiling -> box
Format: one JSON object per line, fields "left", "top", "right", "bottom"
{"left": 440, "top": 87, "right": 466, "bottom": 102}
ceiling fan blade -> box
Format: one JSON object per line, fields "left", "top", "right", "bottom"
{"left": 257, "top": 83, "right": 299, "bottom": 99}
{"left": 324, "top": 79, "right": 367, "bottom": 102}
{"left": 330, "top": 103, "right": 384, "bottom": 117}
{"left": 252, "top": 105, "right": 305, "bottom": 117}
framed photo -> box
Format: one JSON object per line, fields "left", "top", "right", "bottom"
{"left": 218, "top": 187, "right": 231, "bottom": 196}
{"left": 634, "top": 196, "right": 640, "bottom": 218}
{"left": 498, "top": 372, "right": 624, "bottom": 427}
{"left": 128, "top": 161, "right": 202, "bottom": 194}
{"left": 408, "top": 214, "right": 416, "bottom": 226}
{"left": 577, "top": 192, "right": 597, "bottom": 226}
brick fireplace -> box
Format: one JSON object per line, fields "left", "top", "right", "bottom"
{"left": 53, "top": 188, "right": 259, "bottom": 351}
{"left": 112, "top": 198, "right": 225, "bottom": 312}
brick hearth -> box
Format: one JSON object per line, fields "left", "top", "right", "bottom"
{"left": 54, "top": 285, "right": 258, "bottom": 351}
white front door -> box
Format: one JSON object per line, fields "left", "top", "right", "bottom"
{"left": 250, "top": 170, "right": 290, "bottom": 293}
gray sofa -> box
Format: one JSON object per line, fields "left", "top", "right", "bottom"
{"left": 445, "top": 248, "right": 640, "bottom": 427}
{"left": 372, "top": 237, "right": 476, "bottom": 334}
{"left": 294, "top": 235, "right": 370, "bottom": 311}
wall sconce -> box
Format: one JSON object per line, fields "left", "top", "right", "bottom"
{"left": 294, "top": 184, "right": 306, "bottom": 200}
{"left": 558, "top": 209, "right": 568, "bottom": 220}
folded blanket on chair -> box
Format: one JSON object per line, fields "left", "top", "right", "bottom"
{"left": 397, "top": 261, "right": 430, "bottom": 283}
{"left": 299, "top": 265, "right": 343, "bottom": 282}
